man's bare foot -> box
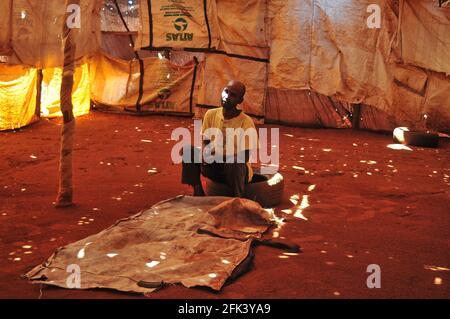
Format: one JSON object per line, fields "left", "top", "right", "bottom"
{"left": 193, "top": 185, "right": 205, "bottom": 196}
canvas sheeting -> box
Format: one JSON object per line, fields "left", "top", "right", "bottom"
{"left": 262, "top": 0, "right": 449, "bottom": 132}
{"left": 268, "top": 0, "right": 397, "bottom": 109}
{"left": 214, "top": 0, "right": 269, "bottom": 60}
{"left": 100, "top": 0, "right": 140, "bottom": 32}
{"left": 0, "top": 0, "right": 12, "bottom": 55}
{"left": 195, "top": 54, "right": 267, "bottom": 122}
{"left": 40, "top": 63, "right": 91, "bottom": 118}
{"left": 1, "top": 0, "right": 101, "bottom": 68}
{"left": 89, "top": 52, "right": 198, "bottom": 113}
{"left": 136, "top": 0, "right": 269, "bottom": 60}
{"left": 399, "top": 0, "right": 450, "bottom": 75}
{"left": 0, "top": 64, "right": 37, "bottom": 131}
{"left": 25, "top": 196, "right": 287, "bottom": 294}
{"left": 137, "top": 0, "right": 220, "bottom": 50}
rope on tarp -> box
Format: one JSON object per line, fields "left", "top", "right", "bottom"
{"left": 112, "top": 0, "right": 144, "bottom": 112}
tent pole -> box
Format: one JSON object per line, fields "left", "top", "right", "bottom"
{"left": 35, "top": 69, "right": 43, "bottom": 117}
{"left": 55, "top": 0, "right": 79, "bottom": 208}
{"left": 352, "top": 104, "right": 362, "bottom": 130}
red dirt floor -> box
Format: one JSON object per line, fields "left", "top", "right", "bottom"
{"left": 0, "top": 111, "right": 449, "bottom": 299}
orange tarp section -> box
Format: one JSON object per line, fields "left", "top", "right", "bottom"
{"left": 0, "top": 64, "right": 37, "bottom": 130}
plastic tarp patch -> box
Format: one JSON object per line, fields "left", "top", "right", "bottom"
{"left": 268, "top": 0, "right": 312, "bottom": 90}
{"left": 9, "top": 0, "right": 100, "bottom": 68}
{"left": 400, "top": 0, "right": 450, "bottom": 75}
{"left": 0, "top": 0, "right": 12, "bottom": 55}
{"left": 423, "top": 72, "right": 450, "bottom": 132}
{"left": 195, "top": 54, "right": 266, "bottom": 120}
{"left": 25, "top": 196, "right": 276, "bottom": 294}
{"left": 0, "top": 64, "right": 37, "bottom": 131}
{"left": 89, "top": 52, "right": 196, "bottom": 113}
{"left": 215, "top": 0, "right": 269, "bottom": 60}
{"left": 137, "top": 0, "right": 268, "bottom": 60}
{"left": 137, "top": 0, "right": 220, "bottom": 50}
{"left": 41, "top": 63, "right": 91, "bottom": 118}
{"left": 268, "top": 0, "right": 397, "bottom": 111}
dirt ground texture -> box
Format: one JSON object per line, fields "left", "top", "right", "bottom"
{"left": 0, "top": 112, "right": 449, "bottom": 299}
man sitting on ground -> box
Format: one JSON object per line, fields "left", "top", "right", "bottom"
{"left": 181, "top": 80, "right": 257, "bottom": 197}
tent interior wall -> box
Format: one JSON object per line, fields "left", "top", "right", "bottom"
{"left": 0, "top": 0, "right": 448, "bottom": 133}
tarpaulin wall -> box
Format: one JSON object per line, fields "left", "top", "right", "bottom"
{"left": 266, "top": 0, "right": 450, "bottom": 133}
{"left": 41, "top": 64, "right": 91, "bottom": 118}
{"left": 0, "top": 64, "right": 37, "bottom": 131}
{"left": 399, "top": 0, "right": 450, "bottom": 75}
{"left": 0, "top": 0, "right": 12, "bottom": 55}
{"left": 0, "top": 0, "right": 101, "bottom": 130}
{"left": 5, "top": 0, "right": 100, "bottom": 68}
{"left": 135, "top": 0, "right": 269, "bottom": 121}
{"left": 266, "top": 0, "right": 398, "bottom": 128}
{"left": 59, "top": 0, "right": 450, "bottom": 132}
{"left": 358, "top": 1, "right": 450, "bottom": 133}
{"left": 89, "top": 52, "right": 198, "bottom": 114}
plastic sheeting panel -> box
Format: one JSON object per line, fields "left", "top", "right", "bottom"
{"left": 265, "top": 88, "right": 352, "bottom": 128}
{"left": 215, "top": 0, "right": 269, "bottom": 59}
{"left": 41, "top": 63, "right": 91, "bottom": 118}
{"left": 89, "top": 52, "right": 197, "bottom": 113}
{"left": 100, "top": 33, "right": 141, "bottom": 60}
{"left": 26, "top": 196, "right": 277, "bottom": 294}
{"left": 268, "top": 0, "right": 312, "bottom": 90}
{"left": 400, "top": 0, "right": 450, "bottom": 75}
{"left": 423, "top": 72, "right": 450, "bottom": 133}
{"left": 0, "top": 0, "right": 12, "bottom": 55}
{"left": 8, "top": 0, "right": 100, "bottom": 68}
{"left": 0, "top": 64, "right": 37, "bottom": 131}
{"left": 269, "top": 0, "right": 398, "bottom": 111}
{"left": 195, "top": 54, "right": 267, "bottom": 121}
{"left": 137, "top": 0, "right": 268, "bottom": 60}
{"left": 137, "top": 0, "right": 220, "bottom": 49}
{"left": 100, "top": 0, "right": 140, "bottom": 32}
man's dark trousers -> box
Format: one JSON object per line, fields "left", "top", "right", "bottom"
{"left": 181, "top": 145, "right": 248, "bottom": 197}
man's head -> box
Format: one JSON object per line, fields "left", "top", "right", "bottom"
{"left": 221, "top": 80, "right": 246, "bottom": 109}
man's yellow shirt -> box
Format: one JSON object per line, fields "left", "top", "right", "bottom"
{"left": 201, "top": 107, "right": 257, "bottom": 182}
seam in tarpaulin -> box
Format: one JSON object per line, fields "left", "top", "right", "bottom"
{"left": 147, "top": 0, "right": 154, "bottom": 48}
{"left": 189, "top": 56, "right": 199, "bottom": 113}
{"left": 203, "top": 0, "right": 212, "bottom": 49}
{"left": 141, "top": 46, "right": 270, "bottom": 63}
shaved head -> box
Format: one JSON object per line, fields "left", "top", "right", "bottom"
{"left": 226, "top": 80, "right": 246, "bottom": 100}
{"left": 221, "top": 80, "right": 246, "bottom": 109}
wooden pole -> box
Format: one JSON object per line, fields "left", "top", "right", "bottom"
{"left": 55, "top": 0, "right": 79, "bottom": 207}
{"left": 35, "top": 69, "right": 43, "bottom": 117}
{"left": 352, "top": 103, "right": 362, "bottom": 130}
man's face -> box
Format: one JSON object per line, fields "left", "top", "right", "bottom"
{"left": 220, "top": 84, "right": 243, "bottom": 109}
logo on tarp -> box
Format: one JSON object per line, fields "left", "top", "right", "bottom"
{"left": 173, "top": 18, "right": 188, "bottom": 31}
{"left": 158, "top": 88, "right": 171, "bottom": 100}
{"left": 166, "top": 17, "right": 193, "bottom": 41}
{"left": 145, "top": 88, "right": 175, "bottom": 110}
